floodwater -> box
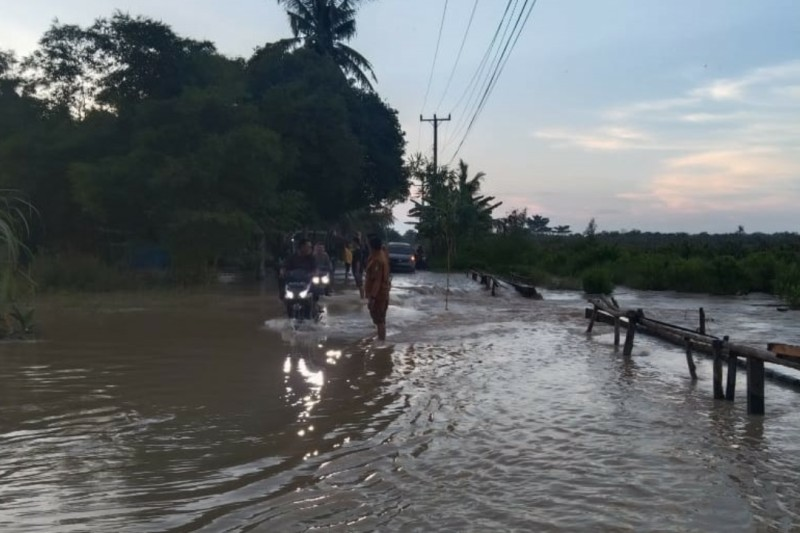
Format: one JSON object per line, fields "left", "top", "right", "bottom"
{"left": 1, "top": 273, "right": 799, "bottom": 532}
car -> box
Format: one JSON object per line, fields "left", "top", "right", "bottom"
{"left": 387, "top": 242, "right": 416, "bottom": 273}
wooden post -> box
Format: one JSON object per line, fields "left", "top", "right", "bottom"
{"left": 722, "top": 337, "right": 734, "bottom": 401}
{"left": 613, "top": 317, "right": 621, "bottom": 346}
{"left": 622, "top": 312, "right": 637, "bottom": 356}
{"left": 684, "top": 337, "right": 697, "bottom": 380}
{"left": 491, "top": 279, "right": 498, "bottom": 296}
{"left": 699, "top": 308, "right": 706, "bottom": 335}
{"left": 712, "top": 339, "right": 724, "bottom": 400}
{"left": 587, "top": 306, "right": 598, "bottom": 333}
{"left": 747, "top": 357, "right": 765, "bottom": 415}
{"left": 726, "top": 352, "right": 738, "bottom": 401}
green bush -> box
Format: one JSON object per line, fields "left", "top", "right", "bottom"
{"left": 776, "top": 264, "right": 800, "bottom": 309}
{"left": 742, "top": 251, "right": 778, "bottom": 293}
{"left": 665, "top": 257, "right": 714, "bottom": 292}
{"left": 582, "top": 267, "right": 614, "bottom": 295}
{"left": 709, "top": 255, "right": 749, "bottom": 294}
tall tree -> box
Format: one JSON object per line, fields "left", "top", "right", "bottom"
{"left": 410, "top": 157, "right": 501, "bottom": 257}
{"left": 527, "top": 214, "right": 551, "bottom": 233}
{"left": 454, "top": 160, "right": 500, "bottom": 240}
{"left": 276, "top": 0, "right": 377, "bottom": 91}
{"left": 89, "top": 12, "right": 218, "bottom": 109}
{"left": 21, "top": 22, "right": 97, "bottom": 117}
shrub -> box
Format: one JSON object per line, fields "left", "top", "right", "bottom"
{"left": 582, "top": 267, "right": 614, "bottom": 295}
{"left": 776, "top": 264, "right": 800, "bottom": 309}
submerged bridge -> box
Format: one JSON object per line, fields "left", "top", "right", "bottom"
{"left": 469, "top": 269, "right": 543, "bottom": 299}
{"left": 467, "top": 270, "right": 800, "bottom": 418}
{"left": 585, "top": 296, "right": 800, "bottom": 416}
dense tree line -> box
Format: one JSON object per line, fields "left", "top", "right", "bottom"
{"left": 409, "top": 159, "right": 799, "bottom": 307}
{"left": 0, "top": 8, "right": 408, "bottom": 285}
{"left": 458, "top": 226, "right": 800, "bottom": 306}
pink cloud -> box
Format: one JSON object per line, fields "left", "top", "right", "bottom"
{"left": 621, "top": 149, "right": 800, "bottom": 213}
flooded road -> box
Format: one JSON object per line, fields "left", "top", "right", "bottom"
{"left": 1, "top": 273, "right": 799, "bottom": 532}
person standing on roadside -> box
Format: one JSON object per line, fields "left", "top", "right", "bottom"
{"left": 342, "top": 242, "right": 353, "bottom": 283}
{"left": 351, "top": 236, "right": 365, "bottom": 299}
{"left": 365, "top": 235, "right": 391, "bottom": 341}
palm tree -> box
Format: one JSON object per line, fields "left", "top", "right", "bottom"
{"left": 276, "top": 0, "right": 377, "bottom": 91}
{"left": 454, "top": 160, "right": 502, "bottom": 236}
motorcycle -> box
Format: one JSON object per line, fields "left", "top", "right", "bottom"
{"left": 312, "top": 269, "right": 332, "bottom": 297}
{"left": 284, "top": 270, "right": 322, "bottom": 322}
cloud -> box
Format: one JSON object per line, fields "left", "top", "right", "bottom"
{"left": 679, "top": 112, "right": 752, "bottom": 123}
{"left": 535, "top": 59, "right": 800, "bottom": 222}
{"left": 534, "top": 126, "right": 652, "bottom": 151}
{"left": 690, "top": 79, "right": 747, "bottom": 101}
{"left": 604, "top": 60, "right": 800, "bottom": 121}
{"left": 619, "top": 148, "right": 800, "bottom": 213}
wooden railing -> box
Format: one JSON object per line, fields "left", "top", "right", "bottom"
{"left": 468, "top": 269, "right": 543, "bottom": 299}
{"left": 585, "top": 297, "right": 800, "bottom": 416}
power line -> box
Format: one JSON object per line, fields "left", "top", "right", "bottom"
{"left": 435, "top": 0, "right": 480, "bottom": 111}
{"left": 447, "top": 0, "right": 538, "bottom": 164}
{"left": 420, "top": 0, "right": 449, "bottom": 115}
{"left": 442, "top": 0, "right": 519, "bottom": 150}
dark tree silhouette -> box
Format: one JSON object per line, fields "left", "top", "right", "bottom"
{"left": 276, "top": 0, "right": 377, "bottom": 91}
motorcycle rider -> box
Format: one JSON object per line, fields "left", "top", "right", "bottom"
{"left": 279, "top": 238, "right": 316, "bottom": 300}
{"left": 313, "top": 242, "right": 333, "bottom": 295}
{"left": 313, "top": 242, "right": 332, "bottom": 272}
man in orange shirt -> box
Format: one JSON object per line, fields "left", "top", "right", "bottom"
{"left": 364, "top": 235, "right": 391, "bottom": 341}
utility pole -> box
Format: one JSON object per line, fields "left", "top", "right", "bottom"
{"left": 420, "top": 113, "right": 451, "bottom": 174}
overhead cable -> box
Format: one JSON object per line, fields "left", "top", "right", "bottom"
{"left": 447, "top": 0, "right": 538, "bottom": 164}
{"left": 443, "top": 0, "right": 519, "bottom": 150}
{"left": 420, "top": 0, "right": 450, "bottom": 115}
{"left": 446, "top": 0, "right": 515, "bottom": 120}
{"left": 435, "top": 0, "right": 480, "bottom": 111}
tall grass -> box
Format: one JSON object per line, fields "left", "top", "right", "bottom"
{"left": 0, "top": 191, "right": 36, "bottom": 337}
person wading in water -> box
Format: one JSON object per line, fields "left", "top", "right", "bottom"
{"left": 364, "top": 235, "right": 391, "bottom": 341}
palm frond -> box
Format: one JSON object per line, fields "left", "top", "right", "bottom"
{"left": 334, "top": 44, "right": 376, "bottom": 90}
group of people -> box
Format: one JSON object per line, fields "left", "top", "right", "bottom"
{"left": 279, "top": 232, "right": 391, "bottom": 341}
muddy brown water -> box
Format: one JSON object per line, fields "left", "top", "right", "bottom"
{"left": 1, "top": 273, "right": 799, "bottom": 532}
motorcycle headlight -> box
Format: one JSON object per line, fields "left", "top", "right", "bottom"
{"left": 321, "top": 275, "right": 330, "bottom": 284}
{"left": 285, "top": 291, "right": 295, "bottom": 299}
{"left": 312, "top": 276, "right": 321, "bottom": 284}
{"left": 299, "top": 289, "right": 309, "bottom": 298}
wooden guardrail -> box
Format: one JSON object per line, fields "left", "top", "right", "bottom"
{"left": 585, "top": 297, "right": 800, "bottom": 416}
{"left": 469, "top": 269, "right": 543, "bottom": 299}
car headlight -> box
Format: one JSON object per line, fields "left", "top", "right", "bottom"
{"left": 312, "top": 276, "right": 321, "bottom": 284}
{"left": 321, "top": 275, "right": 330, "bottom": 284}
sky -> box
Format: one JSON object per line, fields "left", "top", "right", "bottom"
{"left": 2, "top": 0, "right": 799, "bottom": 234}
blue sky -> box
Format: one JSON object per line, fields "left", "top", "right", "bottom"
{"left": 2, "top": 0, "right": 799, "bottom": 233}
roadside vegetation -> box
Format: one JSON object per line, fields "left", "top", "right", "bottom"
{"left": 0, "top": 2, "right": 407, "bottom": 294}
{"left": 408, "top": 157, "right": 800, "bottom": 306}
{"left": 1, "top": 0, "right": 798, "bottom": 324}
